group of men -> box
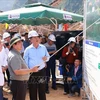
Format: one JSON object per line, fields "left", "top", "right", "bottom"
{"left": 0, "top": 30, "right": 58, "bottom": 100}
{"left": 0, "top": 30, "right": 82, "bottom": 100}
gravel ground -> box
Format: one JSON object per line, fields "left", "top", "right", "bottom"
{"left": 4, "top": 85, "right": 81, "bottom": 100}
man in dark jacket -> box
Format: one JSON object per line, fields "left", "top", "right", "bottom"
{"left": 67, "top": 58, "right": 82, "bottom": 97}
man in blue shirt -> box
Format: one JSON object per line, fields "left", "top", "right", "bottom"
{"left": 24, "top": 30, "right": 50, "bottom": 100}
{"left": 67, "top": 58, "right": 82, "bottom": 98}
{"left": 22, "top": 32, "right": 30, "bottom": 49}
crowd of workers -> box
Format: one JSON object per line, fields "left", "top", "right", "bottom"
{"left": 0, "top": 30, "right": 82, "bottom": 100}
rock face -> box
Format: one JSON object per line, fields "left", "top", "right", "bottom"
{"left": 64, "top": 0, "right": 83, "bottom": 15}
{"left": 25, "top": 0, "right": 83, "bottom": 15}
{"left": 0, "top": 0, "right": 83, "bottom": 15}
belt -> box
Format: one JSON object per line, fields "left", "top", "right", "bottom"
{"left": 11, "top": 80, "right": 28, "bottom": 83}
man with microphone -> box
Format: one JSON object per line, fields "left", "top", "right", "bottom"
{"left": 24, "top": 30, "right": 50, "bottom": 100}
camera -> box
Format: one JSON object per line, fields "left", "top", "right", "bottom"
{"left": 70, "top": 48, "right": 73, "bottom": 53}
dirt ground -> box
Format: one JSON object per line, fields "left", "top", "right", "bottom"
{"left": 4, "top": 85, "right": 81, "bottom": 100}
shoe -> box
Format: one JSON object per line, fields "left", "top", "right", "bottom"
{"left": 51, "top": 86, "right": 57, "bottom": 90}
{"left": 45, "top": 90, "right": 50, "bottom": 94}
{"left": 75, "top": 92, "right": 80, "bottom": 96}
{"left": 68, "top": 93, "right": 75, "bottom": 98}
{"left": 63, "top": 92, "right": 67, "bottom": 95}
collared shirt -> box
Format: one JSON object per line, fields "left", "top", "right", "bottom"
{"left": 8, "top": 48, "right": 29, "bottom": 81}
{"left": 0, "top": 46, "right": 8, "bottom": 66}
{"left": 23, "top": 44, "right": 50, "bottom": 70}
{"left": 23, "top": 40, "right": 30, "bottom": 49}
{"left": 74, "top": 66, "right": 79, "bottom": 76}
{"left": 0, "top": 64, "right": 4, "bottom": 86}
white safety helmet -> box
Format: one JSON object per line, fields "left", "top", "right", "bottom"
{"left": 3, "top": 32, "right": 10, "bottom": 39}
{"left": 48, "top": 34, "right": 56, "bottom": 42}
{"left": 28, "top": 30, "right": 39, "bottom": 38}
{"left": 68, "top": 37, "right": 76, "bottom": 43}
{"left": 13, "top": 33, "right": 21, "bottom": 38}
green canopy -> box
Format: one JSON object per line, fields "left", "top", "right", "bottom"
{"left": 0, "top": 3, "right": 83, "bottom": 25}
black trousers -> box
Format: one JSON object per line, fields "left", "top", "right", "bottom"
{"left": 28, "top": 68, "right": 46, "bottom": 100}
{"left": 6, "top": 69, "right": 10, "bottom": 86}
{"left": 10, "top": 80, "right": 27, "bottom": 100}
{"left": 0, "top": 86, "right": 3, "bottom": 100}
{"left": 68, "top": 82, "right": 80, "bottom": 94}
{"left": 62, "top": 66, "right": 69, "bottom": 93}
{"left": 46, "top": 57, "right": 56, "bottom": 90}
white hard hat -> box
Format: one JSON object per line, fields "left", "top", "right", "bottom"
{"left": 13, "top": 33, "right": 21, "bottom": 38}
{"left": 3, "top": 32, "right": 10, "bottom": 39}
{"left": 48, "top": 34, "right": 56, "bottom": 42}
{"left": 28, "top": 30, "right": 39, "bottom": 38}
{"left": 68, "top": 37, "right": 76, "bottom": 43}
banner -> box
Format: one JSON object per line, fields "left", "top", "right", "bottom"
{"left": 84, "top": 0, "right": 100, "bottom": 100}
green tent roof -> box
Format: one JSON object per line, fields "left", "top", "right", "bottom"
{"left": 0, "top": 3, "right": 83, "bottom": 25}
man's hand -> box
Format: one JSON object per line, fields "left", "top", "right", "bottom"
{"left": 66, "top": 47, "right": 70, "bottom": 55}
{"left": 42, "top": 56, "right": 47, "bottom": 62}
{"left": 2, "top": 66, "right": 8, "bottom": 72}
{"left": 30, "top": 66, "right": 39, "bottom": 72}
{"left": 67, "top": 77, "right": 72, "bottom": 81}
{"left": 76, "top": 36, "right": 80, "bottom": 44}
{"left": 2, "top": 67, "right": 5, "bottom": 72}
{"left": 65, "top": 65, "right": 69, "bottom": 72}
{"left": 72, "top": 51, "right": 76, "bottom": 56}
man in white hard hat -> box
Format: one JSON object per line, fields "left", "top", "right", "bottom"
{"left": 3, "top": 32, "right": 11, "bottom": 43}
{"left": 0, "top": 39, "right": 8, "bottom": 100}
{"left": 61, "top": 37, "right": 78, "bottom": 95}
{"left": 3, "top": 32, "right": 11, "bottom": 88}
{"left": 44, "top": 34, "right": 57, "bottom": 94}
{"left": 24, "top": 30, "right": 50, "bottom": 100}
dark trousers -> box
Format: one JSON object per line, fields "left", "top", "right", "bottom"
{"left": 6, "top": 69, "right": 10, "bottom": 86}
{"left": 10, "top": 80, "right": 27, "bottom": 100}
{"left": 3, "top": 69, "right": 10, "bottom": 86}
{"left": 46, "top": 57, "right": 56, "bottom": 90}
{"left": 62, "top": 66, "right": 69, "bottom": 93}
{"left": 28, "top": 68, "right": 46, "bottom": 100}
{"left": 62, "top": 63, "right": 73, "bottom": 93}
{"left": 0, "top": 87, "right": 3, "bottom": 100}
{"left": 68, "top": 83, "right": 80, "bottom": 94}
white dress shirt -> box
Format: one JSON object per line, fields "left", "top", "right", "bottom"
{"left": 74, "top": 66, "right": 79, "bottom": 76}
{"left": 0, "top": 47, "right": 8, "bottom": 66}
{"left": 0, "top": 60, "right": 4, "bottom": 86}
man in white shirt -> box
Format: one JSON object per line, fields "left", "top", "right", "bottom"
{"left": 24, "top": 30, "right": 50, "bottom": 100}
{"left": 0, "top": 64, "right": 4, "bottom": 100}
{"left": 0, "top": 39, "right": 8, "bottom": 100}
{"left": 3, "top": 32, "right": 11, "bottom": 86}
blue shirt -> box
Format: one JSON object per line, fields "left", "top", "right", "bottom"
{"left": 23, "top": 40, "right": 30, "bottom": 49}
{"left": 23, "top": 44, "right": 50, "bottom": 70}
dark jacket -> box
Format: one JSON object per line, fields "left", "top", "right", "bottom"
{"left": 70, "top": 65, "right": 82, "bottom": 88}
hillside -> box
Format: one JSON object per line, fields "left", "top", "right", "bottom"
{"left": 0, "top": 0, "right": 83, "bottom": 15}
{"left": 26, "top": 0, "right": 83, "bottom": 15}
{"left": 65, "top": 0, "right": 83, "bottom": 15}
